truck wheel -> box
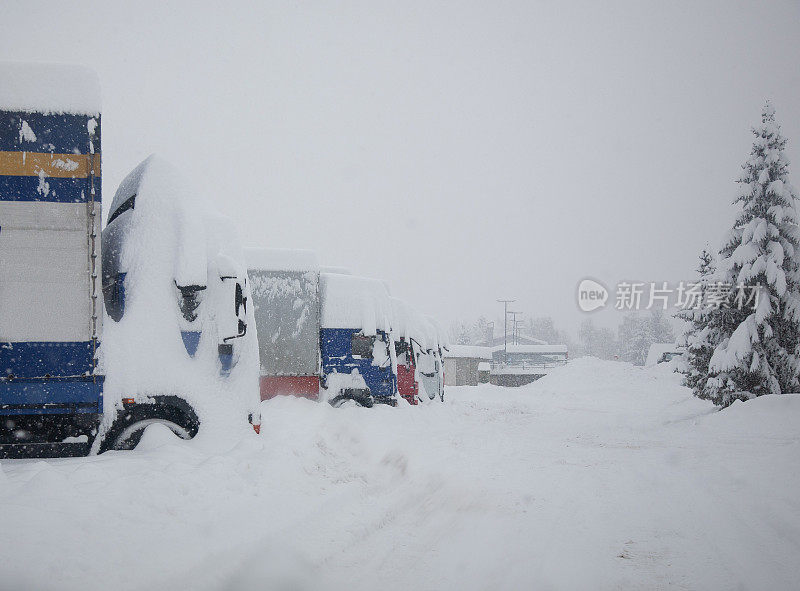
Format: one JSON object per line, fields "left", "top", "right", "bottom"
{"left": 329, "top": 389, "right": 374, "bottom": 408}
{"left": 111, "top": 418, "right": 193, "bottom": 451}
{"left": 330, "top": 397, "right": 361, "bottom": 408}
{"left": 98, "top": 395, "right": 200, "bottom": 453}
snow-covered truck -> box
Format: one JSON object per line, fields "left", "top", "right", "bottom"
{"left": 0, "top": 64, "right": 103, "bottom": 457}
{"left": 97, "top": 155, "right": 261, "bottom": 451}
{"left": 319, "top": 272, "right": 398, "bottom": 407}
{"left": 390, "top": 297, "right": 424, "bottom": 405}
{"left": 246, "top": 248, "right": 321, "bottom": 400}
{"left": 424, "top": 316, "right": 448, "bottom": 402}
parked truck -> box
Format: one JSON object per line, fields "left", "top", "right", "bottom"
{"left": 419, "top": 316, "right": 448, "bottom": 402}
{"left": 319, "top": 272, "right": 398, "bottom": 407}
{"left": 390, "top": 297, "right": 423, "bottom": 405}
{"left": 98, "top": 155, "right": 261, "bottom": 452}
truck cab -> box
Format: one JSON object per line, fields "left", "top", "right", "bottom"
{"left": 97, "top": 155, "right": 260, "bottom": 451}
{"left": 319, "top": 273, "right": 397, "bottom": 407}
{"left": 415, "top": 316, "right": 448, "bottom": 402}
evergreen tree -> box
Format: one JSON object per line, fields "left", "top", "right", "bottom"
{"left": 530, "top": 317, "right": 559, "bottom": 344}
{"left": 676, "top": 249, "right": 717, "bottom": 395}
{"left": 706, "top": 103, "right": 800, "bottom": 406}
{"left": 648, "top": 308, "right": 675, "bottom": 344}
{"left": 579, "top": 318, "right": 599, "bottom": 357}
{"left": 579, "top": 318, "right": 617, "bottom": 360}
{"left": 618, "top": 313, "right": 651, "bottom": 365}
{"left": 472, "top": 316, "right": 492, "bottom": 344}
{"left": 451, "top": 320, "right": 473, "bottom": 345}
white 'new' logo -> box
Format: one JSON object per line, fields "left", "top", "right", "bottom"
{"left": 577, "top": 279, "right": 608, "bottom": 312}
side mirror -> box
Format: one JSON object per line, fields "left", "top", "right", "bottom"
{"left": 235, "top": 281, "right": 247, "bottom": 316}
{"left": 220, "top": 276, "right": 248, "bottom": 344}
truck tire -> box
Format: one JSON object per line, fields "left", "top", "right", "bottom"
{"left": 110, "top": 418, "right": 192, "bottom": 451}
{"left": 329, "top": 388, "right": 373, "bottom": 408}
{"left": 99, "top": 395, "right": 200, "bottom": 453}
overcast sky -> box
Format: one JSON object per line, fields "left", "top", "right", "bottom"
{"left": 2, "top": 1, "right": 799, "bottom": 338}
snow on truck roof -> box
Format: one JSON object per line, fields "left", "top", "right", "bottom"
{"left": 0, "top": 62, "right": 100, "bottom": 114}
{"left": 320, "top": 272, "right": 392, "bottom": 334}
{"left": 244, "top": 247, "right": 319, "bottom": 272}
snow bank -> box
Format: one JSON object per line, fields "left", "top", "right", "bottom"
{"left": 697, "top": 392, "right": 800, "bottom": 439}
{"left": 0, "top": 62, "right": 100, "bottom": 114}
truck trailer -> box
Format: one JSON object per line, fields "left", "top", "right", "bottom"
{"left": 246, "top": 247, "right": 321, "bottom": 400}
{"left": 0, "top": 64, "right": 103, "bottom": 457}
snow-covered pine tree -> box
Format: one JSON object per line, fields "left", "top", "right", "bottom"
{"left": 676, "top": 249, "right": 717, "bottom": 396}
{"left": 706, "top": 102, "right": 800, "bottom": 406}
{"left": 648, "top": 308, "right": 675, "bottom": 344}
{"left": 618, "top": 313, "right": 652, "bottom": 365}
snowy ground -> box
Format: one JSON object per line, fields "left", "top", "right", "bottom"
{"left": 1, "top": 358, "right": 799, "bottom": 590}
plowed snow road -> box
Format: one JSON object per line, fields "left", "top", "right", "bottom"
{"left": 2, "top": 359, "right": 799, "bottom": 590}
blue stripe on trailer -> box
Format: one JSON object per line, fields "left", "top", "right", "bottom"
{"left": 0, "top": 341, "right": 96, "bottom": 379}
{"left": 0, "top": 378, "right": 102, "bottom": 415}
{"left": 0, "top": 174, "right": 99, "bottom": 203}
{"left": 0, "top": 110, "right": 100, "bottom": 154}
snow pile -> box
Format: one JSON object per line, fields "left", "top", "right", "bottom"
{"left": 100, "top": 155, "right": 260, "bottom": 444}
{"left": 0, "top": 62, "right": 100, "bottom": 114}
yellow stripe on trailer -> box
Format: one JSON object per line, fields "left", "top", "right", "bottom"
{"left": 0, "top": 151, "right": 100, "bottom": 179}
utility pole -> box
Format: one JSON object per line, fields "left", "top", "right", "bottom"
{"left": 509, "top": 311, "right": 522, "bottom": 345}
{"left": 497, "top": 299, "right": 515, "bottom": 361}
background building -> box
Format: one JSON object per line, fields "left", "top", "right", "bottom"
{"left": 443, "top": 345, "right": 493, "bottom": 386}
